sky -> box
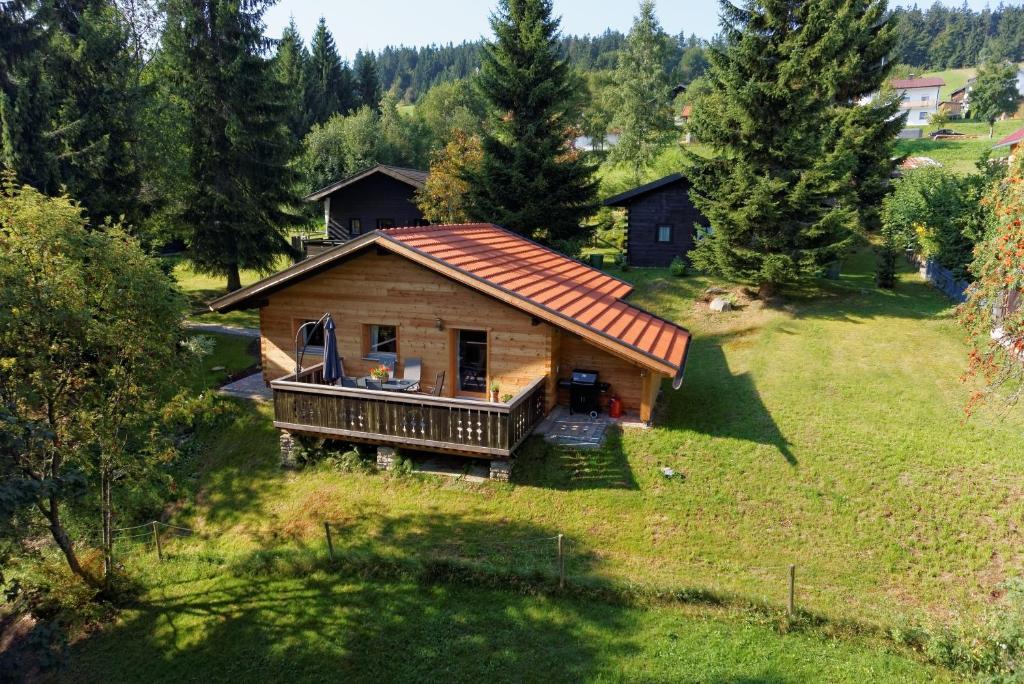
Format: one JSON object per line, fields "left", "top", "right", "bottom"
{"left": 263, "top": 0, "right": 1003, "bottom": 61}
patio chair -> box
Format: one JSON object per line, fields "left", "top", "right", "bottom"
{"left": 364, "top": 379, "right": 383, "bottom": 391}
{"left": 425, "top": 370, "right": 445, "bottom": 397}
{"left": 403, "top": 357, "right": 422, "bottom": 391}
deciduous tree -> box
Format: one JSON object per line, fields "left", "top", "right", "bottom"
{"left": 957, "top": 157, "right": 1024, "bottom": 414}
{"left": 971, "top": 60, "right": 1021, "bottom": 139}
{"left": 416, "top": 130, "right": 483, "bottom": 224}
{"left": 0, "top": 181, "right": 189, "bottom": 589}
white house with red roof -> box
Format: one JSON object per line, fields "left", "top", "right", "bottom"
{"left": 891, "top": 76, "right": 945, "bottom": 126}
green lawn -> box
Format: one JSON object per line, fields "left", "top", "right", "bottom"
{"left": 161, "top": 249, "right": 1024, "bottom": 630}
{"left": 895, "top": 118, "right": 1019, "bottom": 174}
{"left": 920, "top": 67, "right": 977, "bottom": 100}
{"left": 56, "top": 561, "right": 947, "bottom": 682}
{"left": 61, "top": 246, "right": 1024, "bottom": 680}
{"left": 187, "top": 331, "right": 259, "bottom": 393}
{"left": 172, "top": 257, "right": 286, "bottom": 329}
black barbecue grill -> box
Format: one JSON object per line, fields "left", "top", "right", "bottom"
{"left": 558, "top": 369, "right": 610, "bottom": 418}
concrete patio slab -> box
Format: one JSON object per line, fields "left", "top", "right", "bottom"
{"left": 218, "top": 371, "right": 272, "bottom": 401}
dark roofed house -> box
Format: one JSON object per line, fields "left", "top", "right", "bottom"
{"left": 210, "top": 223, "right": 692, "bottom": 477}
{"left": 604, "top": 173, "right": 708, "bottom": 268}
{"left": 301, "top": 164, "right": 429, "bottom": 255}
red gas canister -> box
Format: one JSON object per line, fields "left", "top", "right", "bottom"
{"left": 608, "top": 396, "right": 623, "bottom": 418}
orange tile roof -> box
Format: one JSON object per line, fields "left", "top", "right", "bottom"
{"left": 210, "top": 223, "right": 693, "bottom": 383}
{"left": 383, "top": 224, "right": 691, "bottom": 376}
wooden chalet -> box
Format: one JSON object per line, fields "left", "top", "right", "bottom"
{"left": 604, "top": 173, "right": 707, "bottom": 268}
{"left": 210, "top": 224, "right": 692, "bottom": 478}
{"left": 302, "top": 164, "right": 429, "bottom": 254}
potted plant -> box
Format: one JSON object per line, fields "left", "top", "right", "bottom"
{"left": 490, "top": 382, "right": 500, "bottom": 402}
{"left": 369, "top": 365, "right": 390, "bottom": 381}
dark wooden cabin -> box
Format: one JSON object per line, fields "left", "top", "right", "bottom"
{"left": 604, "top": 173, "right": 707, "bottom": 268}
{"left": 304, "top": 164, "right": 429, "bottom": 246}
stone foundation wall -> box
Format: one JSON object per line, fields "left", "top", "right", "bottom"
{"left": 489, "top": 459, "right": 511, "bottom": 482}
{"left": 279, "top": 430, "right": 297, "bottom": 469}
{"left": 376, "top": 446, "right": 396, "bottom": 470}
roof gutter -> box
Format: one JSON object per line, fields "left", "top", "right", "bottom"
{"left": 671, "top": 332, "right": 693, "bottom": 390}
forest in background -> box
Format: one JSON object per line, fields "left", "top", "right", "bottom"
{"left": 372, "top": 3, "right": 1024, "bottom": 102}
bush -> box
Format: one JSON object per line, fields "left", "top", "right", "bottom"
{"left": 880, "top": 165, "right": 997, "bottom": 281}
{"left": 875, "top": 245, "right": 897, "bottom": 289}
{"left": 323, "top": 449, "right": 373, "bottom": 474}
{"left": 669, "top": 256, "right": 687, "bottom": 277}
{"left": 390, "top": 453, "right": 415, "bottom": 477}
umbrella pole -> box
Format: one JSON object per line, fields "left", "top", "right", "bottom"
{"left": 294, "top": 312, "right": 332, "bottom": 379}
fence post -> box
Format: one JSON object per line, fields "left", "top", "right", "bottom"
{"left": 152, "top": 521, "right": 163, "bottom": 562}
{"left": 557, "top": 534, "right": 565, "bottom": 589}
{"left": 787, "top": 564, "right": 796, "bottom": 616}
{"left": 324, "top": 521, "right": 335, "bottom": 562}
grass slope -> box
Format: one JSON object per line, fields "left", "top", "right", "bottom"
{"left": 187, "top": 332, "right": 258, "bottom": 393}
{"left": 63, "top": 247, "right": 1023, "bottom": 680}
{"left": 895, "top": 118, "right": 1019, "bottom": 174}
{"left": 158, "top": 248, "right": 1022, "bottom": 630}
{"left": 58, "top": 564, "right": 946, "bottom": 683}
{"left": 172, "top": 257, "right": 284, "bottom": 329}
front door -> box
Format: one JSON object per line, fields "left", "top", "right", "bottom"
{"left": 453, "top": 329, "right": 487, "bottom": 395}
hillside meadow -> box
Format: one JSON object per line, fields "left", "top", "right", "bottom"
{"left": 51, "top": 246, "right": 1024, "bottom": 681}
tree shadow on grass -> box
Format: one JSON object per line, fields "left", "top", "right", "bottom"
{"left": 660, "top": 332, "right": 796, "bottom": 466}
{"left": 782, "top": 253, "right": 955, "bottom": 324}
{"left": 513, "top": 428, "right": 639, "bottom": 491}
{"left": 187, "top": 398, "right": 286, "bottom": 527}
{"left": 62, "top": 516, "right": 645, "bottom": 683}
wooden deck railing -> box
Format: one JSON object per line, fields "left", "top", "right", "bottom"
{"left": 270, "top": 365, "right": 547, "bottom": 458}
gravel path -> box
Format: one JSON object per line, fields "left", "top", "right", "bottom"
{"left": 185, "top": 321, "right": 259, "bottom": 338}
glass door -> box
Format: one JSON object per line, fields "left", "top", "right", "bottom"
{"left": 455, "top": 329, "right": 487, "bottom": 394}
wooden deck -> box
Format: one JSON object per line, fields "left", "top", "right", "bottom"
{"left": 271, "top": 365, "right": 547, "bottom": 458}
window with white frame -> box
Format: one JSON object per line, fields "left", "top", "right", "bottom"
{"left": 656, "top": 225, "right": 672, "bottom": 243}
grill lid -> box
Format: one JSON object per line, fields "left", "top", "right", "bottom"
{"left": 571, "top": 369, "right": 598, "bottom": 385}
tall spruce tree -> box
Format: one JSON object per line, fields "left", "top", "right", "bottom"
{"left": 47, "top": 1, "right": 146, "bottom": 226}
{"left": 275, "top": 17, "right": 310, "bottom": 139}
{"left": 467, "top": 0, "right": 596, "bottom": 245}
{"left": 2, "top": 0, "right": 146, "bottom": 226}
{"left": 814, "top": 0, "right": 903, "bottom": 232}
{"left": 686, "top": 0, "right": 864, "bottom": 297}
{"left": 307, "top": 18, "right": 352, "bottom": 125}
{"left": 163, "top": 0, "right": 299, "bottom": 291}
{"left": 608, "top": 0, "right": 675, "bottom": 180}
{"left": 354, "top": 50, "right": 382, "bottom": 111}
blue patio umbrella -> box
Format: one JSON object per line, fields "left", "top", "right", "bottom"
{"left": 322, "top": 314, "right": 342, "bottom": 384}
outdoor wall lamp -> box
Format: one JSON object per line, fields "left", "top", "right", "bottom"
{"left": 435, "top": 317, "right": 444, "bottom": 331}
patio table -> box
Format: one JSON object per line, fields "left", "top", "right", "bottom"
{"left": 357, "top": 377, "right": 417, "bottom": 392}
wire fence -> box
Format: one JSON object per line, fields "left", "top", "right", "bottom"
{"left": 74, "top": 517, "right": 802, "bottom": 616}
